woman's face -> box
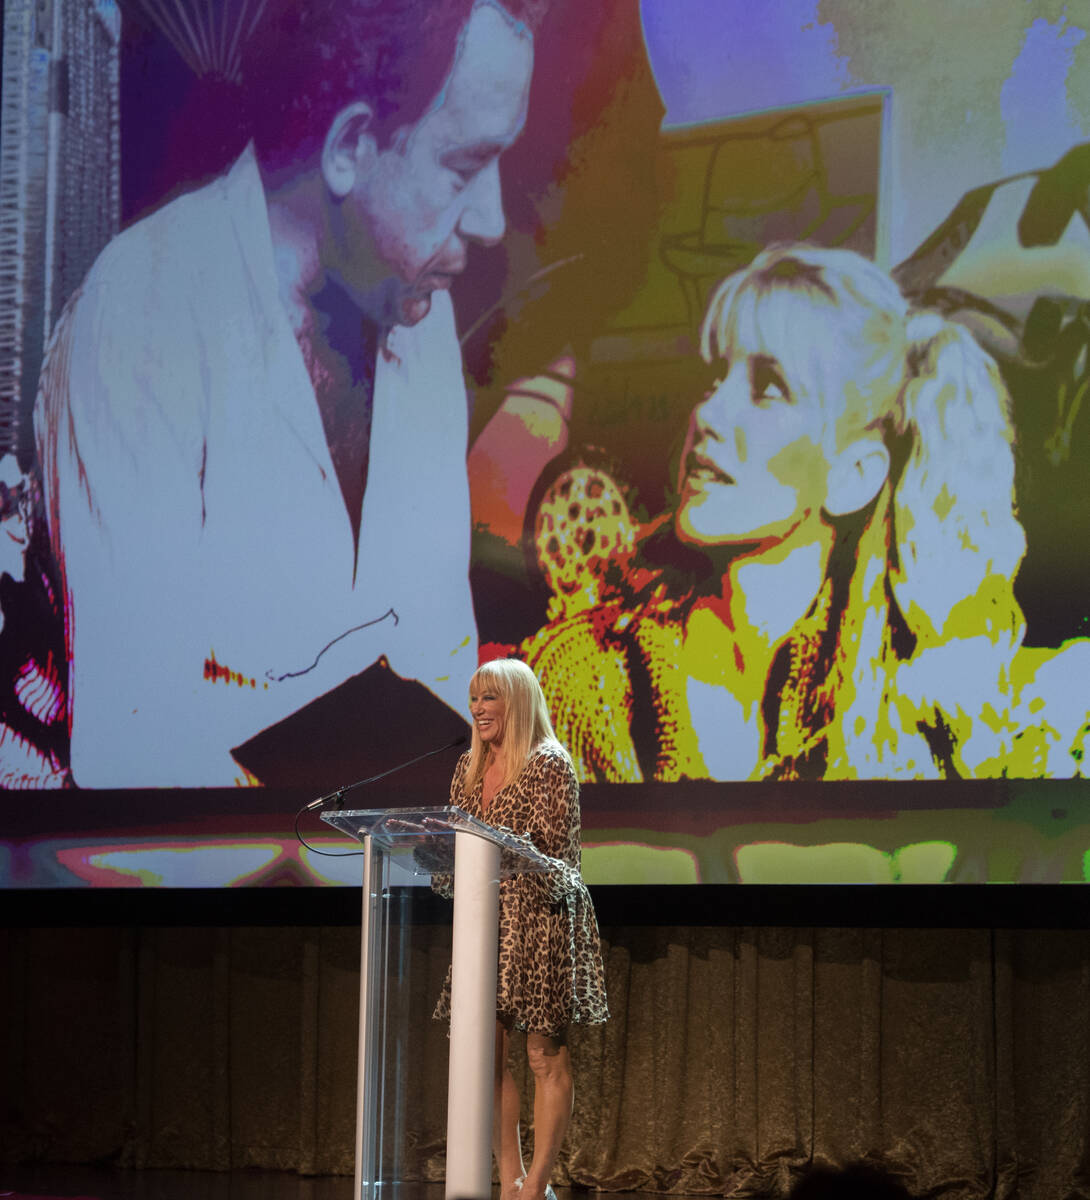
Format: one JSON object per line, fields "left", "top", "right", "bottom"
{"left": 676, "top": 343, "right": 836, "bottom": 549}
{"left": 469, "top": 680, "right": 507, "bottom": 748}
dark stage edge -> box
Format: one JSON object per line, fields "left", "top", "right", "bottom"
{"left": 0, "top": 1168, "right": 629, "bottom": 1200}
{"left": 4, "top": 883, "right": 1090, "bottom": 930}
{"left": 1, "top": 1165, "right": 357, "bottom": 1199}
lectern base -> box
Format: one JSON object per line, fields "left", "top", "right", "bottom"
{"left": 321, "top": 807, "right": 550, "bottom": 1200}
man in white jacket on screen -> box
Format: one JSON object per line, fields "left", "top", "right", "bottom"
{"left": 34, "top": 0, "right": 542, "bottom": 787}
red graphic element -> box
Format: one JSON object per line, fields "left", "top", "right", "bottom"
{"left": 14, "top": 650, "right": 64, "bottom": 725}
{"left": 479, "top": 642, "right": 517, "bottom": 664}
{"left": 203, "top": 650, "right": 257, "bottom": 688}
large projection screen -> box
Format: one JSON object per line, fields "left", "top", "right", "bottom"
{"left": 2, "top": 0, "right": 1090, "bottom": 891}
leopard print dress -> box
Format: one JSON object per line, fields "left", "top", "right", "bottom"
{"left": 433, "top": 742, "right": 609, "bottom": 1037}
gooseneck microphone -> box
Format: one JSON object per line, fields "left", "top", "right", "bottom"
{"left": 303, "top": 732, "right": 469, "bottom": 811}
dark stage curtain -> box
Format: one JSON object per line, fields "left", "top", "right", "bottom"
{"left": 3, "top": 921, "right": 1090, "bottom": 1198}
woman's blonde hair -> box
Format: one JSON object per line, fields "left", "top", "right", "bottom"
{"left": 700, "top": 244, "right": 1028, "bottom": 777}
{"left": 464, "top": 657, "right": 564, "bottom": 792}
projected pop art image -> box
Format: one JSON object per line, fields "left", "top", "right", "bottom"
{"left": 1, "top": 0, "right": 1089, "bottom": 885}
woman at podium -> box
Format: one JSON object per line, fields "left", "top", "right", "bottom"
{"left": 434, "top": 657, "right": 608, "bottom": 1200}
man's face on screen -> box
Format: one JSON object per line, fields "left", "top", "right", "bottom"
{"left": 335, "top": 2, "right": 533, "bottom": 327}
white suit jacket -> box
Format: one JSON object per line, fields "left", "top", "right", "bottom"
{"left": 35, "top": 146, "right": 477, "bottom": 787}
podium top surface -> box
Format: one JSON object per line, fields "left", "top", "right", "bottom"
{"left": 320, "top": 805, "right": 552, "bottom": 875}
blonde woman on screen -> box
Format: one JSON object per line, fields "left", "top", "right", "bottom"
{"left": 524, "top": 244, "right": 1090, "bottom": 780}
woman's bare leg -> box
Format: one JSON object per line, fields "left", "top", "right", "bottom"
{"left": 520, "top": 1030, "right": 573, "bottom": 1200}
{"left": 494, "top": 1019, "right": 526, "bottom": 1200}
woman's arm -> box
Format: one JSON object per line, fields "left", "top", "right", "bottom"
{"left": 502, "top": 746, "right": 584, "bottom": 900}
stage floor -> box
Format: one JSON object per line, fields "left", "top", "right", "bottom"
{"left": 0, "top": 1169, "right": 616, "bottom": 1200}
{"left": 2, "top": 1165, "right": 357, "bottom": 1199}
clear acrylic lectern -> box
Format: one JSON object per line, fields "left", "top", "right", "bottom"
{"left": 321, "top": 805, "right": 551, "bottom": 1200}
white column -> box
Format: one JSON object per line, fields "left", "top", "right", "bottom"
{"left": 355, "top": 835, "right": 380, "bottom": 1200}
{"left": 445, "top": 831, "right": 501, "bottom": 1200}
